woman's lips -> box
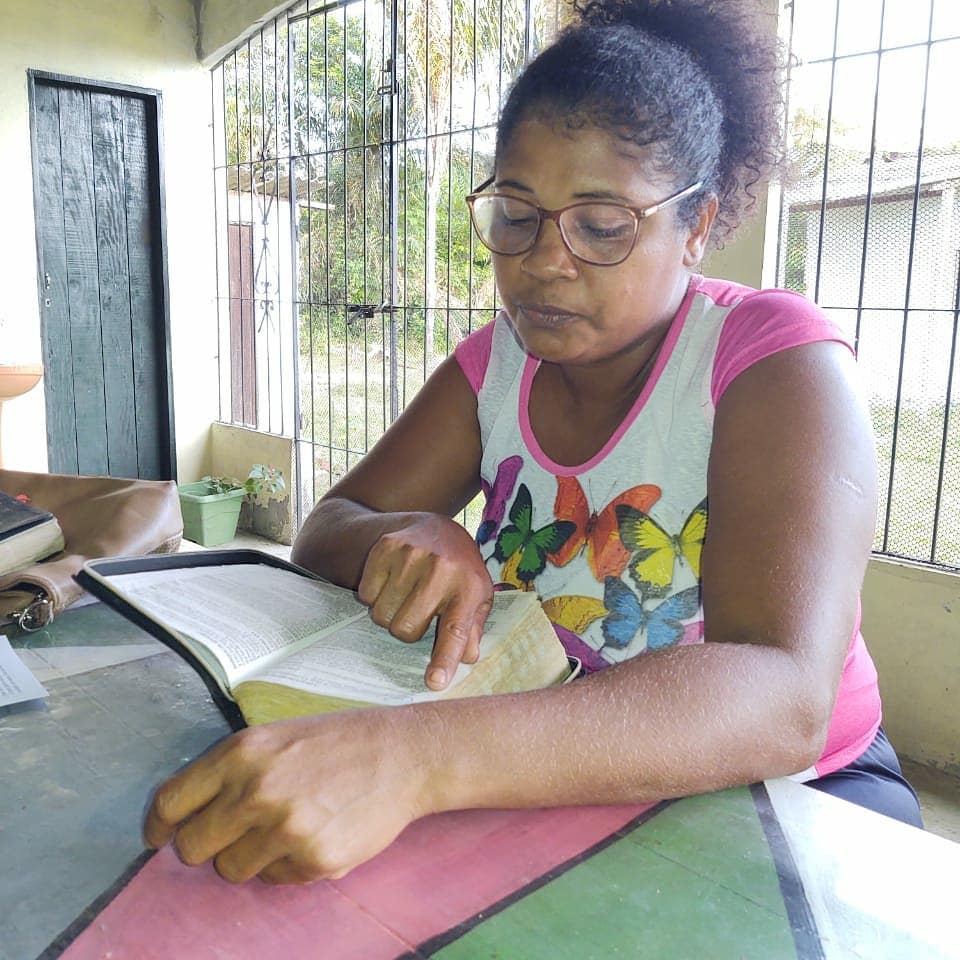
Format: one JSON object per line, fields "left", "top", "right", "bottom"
{"left": 517, "top": 303, "right": 582, "bottom": 326}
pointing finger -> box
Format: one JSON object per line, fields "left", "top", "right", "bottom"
{"left": 427, "top": 596, "right": 487, "bottom": 690}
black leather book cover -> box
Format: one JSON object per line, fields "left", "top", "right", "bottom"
{"left": 0, "top": 490, "right": 53, "bottom": 541}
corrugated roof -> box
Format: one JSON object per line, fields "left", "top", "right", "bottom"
{"left": 225, "top": 165, "right": 331, "bottom": 208}
{"left": 785, "top": 149, "right": 960, "bottom": 207}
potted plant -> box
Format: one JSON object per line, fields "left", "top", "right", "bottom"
{"left": 178, "top": 465, "right": 285, "bottom": 547}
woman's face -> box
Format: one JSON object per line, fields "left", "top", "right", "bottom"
{"left": 491, "top": 119, "right": 714, "bottom": 369}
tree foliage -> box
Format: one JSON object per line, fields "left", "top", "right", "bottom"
{"left": 220, "top": 0, "right": 561, "bottom": 359}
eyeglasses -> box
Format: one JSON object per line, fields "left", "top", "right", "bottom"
{"left": 465, "top": 177, "right": 703, "bottom": 266}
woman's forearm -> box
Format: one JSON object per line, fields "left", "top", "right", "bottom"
{"left": 290, "top": 497, "right": 426, "bottom": 588}
{"left": 413, "top": 639, "right": 832, "bottom": 814}
{"left": 143, "top": 619, "right": 840, "bottom": 885}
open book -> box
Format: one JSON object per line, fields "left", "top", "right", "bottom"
{"left": 76, "top": 551, "right": 575, "bottom": 727}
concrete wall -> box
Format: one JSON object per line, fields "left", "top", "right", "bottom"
{"left": 197, "top": 0, "right": 296, "bottom": 65}
{"left": 210, "top": 422, "right": 295, "bottom": 543}
{"left": 703, "top": 190, "right": 770, "bottom": 289}
{"left": 796, "top": 191, "right": 959, "bottom": 409}
{"left": 863, "top": 559, "right": 959, "bottom": 776}
{"left": 0, "top": 0, "right": 219, "bottom": 480}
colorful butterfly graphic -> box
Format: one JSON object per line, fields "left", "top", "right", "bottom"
{"left": 547, "top": 476, "right": 661, "bottom": 581}
{"left": 496, "top": 550, "right": 537, "bottom": 591}
{"left": 541, "top": 594, "right": 608, "bottom": 633}
{"left": 476, "top": 455, "right": 523, "bottom": 545}
{"left": 616, "top": 498, "right": 708, "bottom": 598}
{"left": 492, "top": 483, "right": 576, "bottom": 585}
{"left": 601, "top": 577, "right": 701, "bottom": 651}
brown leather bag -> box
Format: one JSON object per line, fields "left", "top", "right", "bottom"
{"left": 0, "top": 470, "right": 183, "bottom": 627}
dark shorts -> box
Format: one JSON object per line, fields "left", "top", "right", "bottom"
{"left": 806, "top": 727, "right": 923, "bottom": 828}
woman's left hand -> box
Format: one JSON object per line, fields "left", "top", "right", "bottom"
{"left": 143, "top": 707, "right": 434, "bottom": 884}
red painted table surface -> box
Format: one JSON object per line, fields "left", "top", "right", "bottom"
{"left": 62, "top": 803, "right": 652, "bottom": 959}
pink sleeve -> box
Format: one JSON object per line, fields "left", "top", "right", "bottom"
{"left": 454, "top": 320, "right": 497, "bottom": 395}
{"left": 711, "top": 289, "right": 854, "bottom": 406}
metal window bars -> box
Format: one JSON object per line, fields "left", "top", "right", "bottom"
{"left": 774, "top": 0, "right": 960, "bottom": 570}
{"left": 211, "top": 0, "right": 563, "bottom": 529}
{"left": 211, "top": 0, "right": 959, "bottom": 570}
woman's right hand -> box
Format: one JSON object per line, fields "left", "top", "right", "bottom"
{"left": 357, "top": 514, "right": 494, "bottom": 691}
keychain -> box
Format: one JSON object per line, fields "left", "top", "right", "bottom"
{"left": 12, "top": 592, "right": 53, "bottom": 631}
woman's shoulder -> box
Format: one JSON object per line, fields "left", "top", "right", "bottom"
{"left": 697, "top": 277, "right": 854, "bottom": 405}
{"left": 454, "top": 311, "right": 524, "bottom": 395}
{"left": 697, "top": 276, "right": 830, "bottom": 319}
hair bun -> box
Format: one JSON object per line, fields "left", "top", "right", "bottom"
{"left": 572, "top": 0, "right": 784, "bottom": 241}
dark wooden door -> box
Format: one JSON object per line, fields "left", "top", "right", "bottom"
{"left": 30, "top": 73, "right": 174, "bottom": 480}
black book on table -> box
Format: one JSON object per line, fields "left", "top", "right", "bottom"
{"left": 0, "top": 491, "right": 65, "bottom": 578}
{"left": 0, "top": 491, "right": 54, "bottom": 539}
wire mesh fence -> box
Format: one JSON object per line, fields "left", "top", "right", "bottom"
{"left": 211, "top": 0, "right": 565, "bottom": 533}
{"left": 775, "top": 0, "right": 960, "bottom": 569}
{"left": 211, "top": 0, "right": 959, "bottom": 570}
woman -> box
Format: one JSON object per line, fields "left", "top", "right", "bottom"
{"left": 145, "top": 0, "right": 920, "bottom": 884}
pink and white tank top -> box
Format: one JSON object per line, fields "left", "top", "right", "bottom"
{"left": 455, "top": 274, "right": 881, "bottom": 778}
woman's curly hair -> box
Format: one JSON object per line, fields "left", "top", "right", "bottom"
{"left": 495, "top": 0, "right": 785, "bottom": 246}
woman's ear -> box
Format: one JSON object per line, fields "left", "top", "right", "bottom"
{"left": 682, "top": 193, "right": 719, "bottom": 268}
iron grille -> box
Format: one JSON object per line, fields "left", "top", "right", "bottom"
{"left": 775, "top": 0, "right": 960, "bottom": 569}
{"left": 211, "top": 0, "right": 958, "bottom": 569}
{"left": 211, "top": 0, "right": 564, "bottom": 531}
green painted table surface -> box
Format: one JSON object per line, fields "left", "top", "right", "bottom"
{"left": 1, "top": 602, "right": 956, "bottom": 960}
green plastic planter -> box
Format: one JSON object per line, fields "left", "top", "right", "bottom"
{"left": 178, "top": 482, "right": 246, "bottom": 547}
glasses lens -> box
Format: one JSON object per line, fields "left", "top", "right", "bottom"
{"left": 471, "top": 195, "right": 539, "bottom": 254}
{"left": 561, "top": 204, "right": 638, "bottom": 264}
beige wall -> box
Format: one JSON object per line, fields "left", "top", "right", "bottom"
{"left": 0, "top": 0, "right": 219, "bottom": 480}
{"left": 702, "top": 190, "right": 770, "bottom": 288}
{"left": 197, "top": 0, "right": 296, "bottom": 65}
{"left": 863, "top": 559, "right": 960, "bottom": 776}
{"left": 210, "top": 423, "right": 295, "bottom": 543}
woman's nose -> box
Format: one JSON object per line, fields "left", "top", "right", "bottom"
{"left": 519, "top": 219, "right": 579, "bottom": 280}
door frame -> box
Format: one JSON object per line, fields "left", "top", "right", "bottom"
{"left": 27, "top": 69, "right": 177, "bottom": 480}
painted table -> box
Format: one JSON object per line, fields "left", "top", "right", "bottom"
{"left": 1, "top": 602, "right": 956, "bottom": 960}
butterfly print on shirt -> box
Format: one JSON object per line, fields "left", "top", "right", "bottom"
{"left": 491, "top": 483, "right": 575, "bottom": 585}
{"left": 616, "top": 498, "right": 708, "bottom": 598}
{"left": 547, "top": 476, "right": 661, "bottom": 581}
{"left": 476, "top": 455, "right": 524, "bottom": 545}
{"left": 601, "top": 577, "right": 702, "bottom": 651}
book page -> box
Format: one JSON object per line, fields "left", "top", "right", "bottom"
{"left": 248, "top": 588, "right": 542, "bottom": 704}
{"left": 109, "top": 565, "right": 369, "bottom": 684}
{"left": 249, "top": 621, "right": 442, "bottom": 705}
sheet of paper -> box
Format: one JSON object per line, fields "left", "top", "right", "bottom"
{"left": 0, "top": 635, "right": 48, "bottom": 706}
